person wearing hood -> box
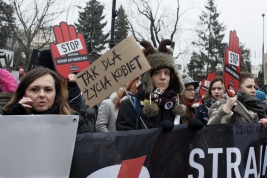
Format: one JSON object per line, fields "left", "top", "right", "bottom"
{"left": 116, "top": 39, "right": 186, "bottom": 132}
{"left": 208, "top": 72, "right": 267, "bottom": 127}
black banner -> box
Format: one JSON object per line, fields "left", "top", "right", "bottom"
{"left": 70, "top": 123, "right": 267, "bottom": 178}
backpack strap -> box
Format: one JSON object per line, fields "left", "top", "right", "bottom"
{"left": 132, "top": 96, "right": 141, "bottom": 130}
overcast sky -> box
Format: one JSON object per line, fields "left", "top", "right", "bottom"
{"left": 57, "top": 0, "right": 267, "bottom": 66}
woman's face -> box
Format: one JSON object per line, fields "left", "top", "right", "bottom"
{"left": 239, "top": 78, "right": 256, "bottom": 96}
{"left": 152, "top": 68, "right": 170, "bottom": 90}
{"left": 25, "top": 74, "right": 56, "bottom": 112}
{"left": 211, "top": 81, "right": 224, "bottom": 100}
{"left": 184, "top": 84, "right": 195, "bottom": 100}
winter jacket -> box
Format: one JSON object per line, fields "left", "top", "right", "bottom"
{"left": 116, "top": 98, "right": 175, "bottom": 131}
{"left": 1, "top": 103, "right": 89, "bottom": 134}
{"left": 0, "top": 92, "right": 14, "bottom": 111}
{"left": 194, "top": 104, "right": 209, "bottom": 125}
{"left": 208, "top": 96, "right": 259, "bottom": 125}
{"left": 68, "top": 82, "right": 85, "bottom": 113}
{"left": 96, "top": 92, "right": 119, "bottom": 132}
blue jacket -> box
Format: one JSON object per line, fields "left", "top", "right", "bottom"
{"left": 194, "top": 104, "right": 209, "bottom": 125}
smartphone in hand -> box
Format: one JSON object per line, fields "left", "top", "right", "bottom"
{"left": 24, "top": 93, "right": 32, "bottom": 115}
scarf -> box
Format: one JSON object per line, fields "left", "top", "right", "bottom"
{"left": 136, "top": 84, "right": 178, "bottom": 110}
{"left": 32, "top": 105, "right": 59, "bottom": 115}
{"left": 237, "top": 90, "right": 266, "bottom": 119}
{"left": 186, "top": 100, "right": 195, "bottom": 107}
{"left": 202, "top": 97, "right": 217, "bottom": 108}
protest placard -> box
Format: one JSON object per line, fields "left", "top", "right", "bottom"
{"left": 224, "top": 31, "right": 241, "bottom": 96}
{"left": 0, "top": 49, "right": 14, "bottom": 68}
{"left": 75, "top": 35, "right": 151, "bottom": 107}
{"left": 0, "top": 115, "right": 78, "bottom": 178}
{"left": 49, "top": 22, "right": 90, "bottom": 79}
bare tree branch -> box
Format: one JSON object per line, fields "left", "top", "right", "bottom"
{"left": 1, "top": 0, "right": 72, "bottom": 70}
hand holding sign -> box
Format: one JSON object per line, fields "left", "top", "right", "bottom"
{"left": 50, "top": 22, "right": 90, "bottom": 79}
{"left": 224, "top": 31, "right": 242, "bottom": 97}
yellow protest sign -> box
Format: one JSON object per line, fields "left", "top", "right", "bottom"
{"left": 75, "top": 36, "right": 151, "bottom": 107}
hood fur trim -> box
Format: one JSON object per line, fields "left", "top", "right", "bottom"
{"left": 110, "top": 91, "right": 119, "bottom": 104}
{"left": 171, "top": 104, "right": 186, "bottom": 116}
{"left": 143, "top": 104, "right": 159, "bottom": 118}
{"left": 140, "top": 40, "right": 184, "bottom": 95}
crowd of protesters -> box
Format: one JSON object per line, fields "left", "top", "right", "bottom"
{"left": 1, "top": 38, "right": 267, "bottom": 135}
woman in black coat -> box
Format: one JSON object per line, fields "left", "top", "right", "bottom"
{"left": 1, "top": 67, "right": 88, "bottom": 134}
{"left": 116, "top": 39, "right": 186, "bottom": 131}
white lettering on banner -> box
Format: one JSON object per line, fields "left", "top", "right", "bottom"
{"left": 208, "top": 148, "right": 223, "bottom": 178}
{"left": 244, "top": 147, "right": 257, "bottom": 178}
{"left": 56, "top": 39, "right": 83, "bottom": 55}
{"left": 262, "top": 145, "right": 267, "bottom": 175}
{"left": 189, "top": 148, "right": 204, "bottom": 178}
{"left": 226, "top": 148, "right": 241, "bottom": 178}
{"left": 228, "top": 50, "right": 239, "bottom": 66}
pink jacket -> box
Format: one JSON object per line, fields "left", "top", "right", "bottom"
{"left": 0, "top": 68, "right": 18, "bottom": 93}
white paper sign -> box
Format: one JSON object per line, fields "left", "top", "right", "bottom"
{"left": 0, "top": 115, "right": 79, "bottom": 178}
{"left": 228, "top": 50, "right": 239, "bottom": 66}
{"left": 56, "top": 39, "right": 83, "bottom": 55}
{"left": 204, "top": 80, "right": 210, "bottom": 88}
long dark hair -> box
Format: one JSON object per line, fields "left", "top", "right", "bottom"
{"left": 203, "top": 77, "right": 224, "bottom": 100}
{"left": 3, "top": 66, "right": 73, "bottom": 114}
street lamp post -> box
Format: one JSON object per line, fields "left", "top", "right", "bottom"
{"left": 109, "top": 0, "right": 118, "bottom": 49}
{"left": 262, "top": 13, "right": 265, "bottom": 87}
{"left": 66, "top": 5, "right": 82, "bottom": 23}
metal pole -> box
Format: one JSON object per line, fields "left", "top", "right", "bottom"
{"left": 109, "top": 0, "right": 117, "bottom": 49}
{"left": 263, "top": 13, "right": 265, "bottom": 87}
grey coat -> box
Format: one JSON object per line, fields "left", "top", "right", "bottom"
{"left": 208, "top": 95, "right": 259, "bottom": 125}
{"left": 96, "top": 92, "right": 118, "bottom": 132}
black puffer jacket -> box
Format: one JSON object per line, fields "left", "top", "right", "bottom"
{"left": 116, "top": 98, "right": 175, "bottom": 131}
{"left": 1, "top": 103, "right": 89, "bottom": 134}
{"left": 68, "top": 82, "right": 86, "bottom": 113}
{"left": 0, "top": 92, "right": 13, "bottom": 111}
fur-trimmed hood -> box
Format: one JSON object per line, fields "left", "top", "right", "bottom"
{"left": 139, "top": 39, "right": 186, "bottom": 118}
{"left": 140, "top": 39, "right": 184, "bottom": 95}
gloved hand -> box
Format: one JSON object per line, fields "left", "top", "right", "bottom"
{"left": 158, "top": 120, "right": 174, "bottom": 132}
{"left": 188, "top": 119, "right": 203, "bottom": 129}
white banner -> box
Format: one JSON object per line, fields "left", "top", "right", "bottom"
{"left": 0, "top": 115, "right": 79, "bottom": 178}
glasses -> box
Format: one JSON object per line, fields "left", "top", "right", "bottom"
{"left": 185, "top": 88, "right": 195, "bottom": 92}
